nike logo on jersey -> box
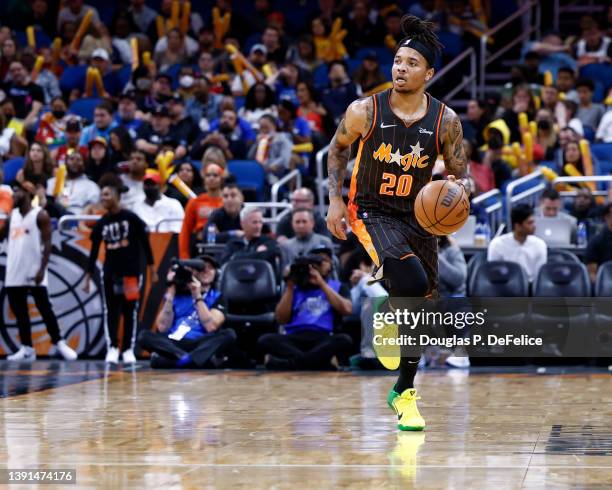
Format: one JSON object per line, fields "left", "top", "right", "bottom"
{"left": 419, "top": 127, "right": 433, "bottom": 135}
{"left": 380, "top": 122, "right": 397, "bottom": 129}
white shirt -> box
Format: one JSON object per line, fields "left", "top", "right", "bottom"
{"left": 133, "top": 194, "right": 185, "bottom": 233}
{"left": 120, "top": 175, "right": 145, "bottom": 209}
{"left": 596, "top": 110, "right": 612, "bottom": 143}
{"left": 487, "top": 233, "right": 548, "bottom": 282}
{"left": 46, "top": 175, "right": 100, "bottom": 215}
{"left": 5, "top": 207, "right": 47, "bottom": 287}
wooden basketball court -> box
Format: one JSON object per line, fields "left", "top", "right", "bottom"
{"left": 1, "top": 361, "right": 611, "bottom": 488}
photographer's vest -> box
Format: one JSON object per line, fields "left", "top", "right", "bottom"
{"left": 283, "top": 279, "right": 341, "bottom": 334}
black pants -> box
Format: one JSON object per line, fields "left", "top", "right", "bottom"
{"left": 258, "top": 329, "right": 352, "bottom": 370}
{"left": 103, "top": 276, "right": 139, "bottom": 350}
{"left": 137, "top": 329, "right": 237, "bottom": 368}
{"left": 6, "top": 286, "right": 62, "bottom": 347}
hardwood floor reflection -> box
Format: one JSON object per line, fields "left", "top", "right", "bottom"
{"left": 0, "top": 362, "right": 611, "bottom": 488}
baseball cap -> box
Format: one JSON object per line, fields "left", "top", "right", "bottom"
{"left": 91, "top": 48, "right": 110, "bottom": 61}
{"left": 65, "top": 118, "right": 82, "bottom": 132}
{"left": 250, "top": 43, "right": 268, "bottom": 56}
{"left": 152, "top": 105, "right": 170, "bottom": 117}
{"left": 198, "top": 254, "right": 220, "bottom": 269}
{"left": 89, "top": 136, "right": 107, "bottom": 148}
{"left": 119, "top": 90, "right": 137, "bottom": 102}
{"left": 155, "top": 73, "right": 173, "bottom": 83}
{"left": 308, "top": 245, "right": 333, "bottom": 259}
{"left": 144, "top": 169, "right": 161, "bottom": 184}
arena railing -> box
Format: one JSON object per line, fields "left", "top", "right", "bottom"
{"left": 315, "top": 144, "right": 330, "bottom": 217}
{"left": 505, "top": 169, "right": 546, "bottom": 226}
{"left": 553, "top": 176, "right": 612, "bottom": 199}
{"left": 479, "top": 0, "right": 541, "bottom": 96}
{"left": 471, "top": 188, "right": 504, "bottom": 233}
{"left": 427, "top": 47, "right": 477, "bottom": 101}
{"left": 58, "top": 215, "right": 101, "bottom": 231}
{"left": 270, "top": 168, "right": 302, "bottom": 219}
{"left": 553, "top": 0, "right": 605, "bottom": 33}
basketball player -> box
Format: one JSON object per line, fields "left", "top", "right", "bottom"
{"left": 2, "top": 181, "right": 78, "bottom": 361}
{"left": 326, "top": 16, "right": 470, "bottom": 431}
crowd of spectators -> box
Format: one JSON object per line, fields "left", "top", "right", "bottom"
{"left": 0, "top": 0, "right": 610, "bottom": 369}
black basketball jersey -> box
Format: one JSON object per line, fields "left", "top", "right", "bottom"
{"left": 348, "top": 90, "right": 445, "bottom": 217}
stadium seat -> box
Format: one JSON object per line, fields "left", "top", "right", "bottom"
{"left": 533, "top": 262, "right": 591, "bottom": 297}
{"left": 161, "top": 63, "right": 183, "bottom": 89}
{"left": 547, "top": 249, "right": 581, "bottom": 264}
{"left": 591, "top": 144, "right": 612, "bottom": 174}
{"left": 469, "top": 261, "right": 529, "bottom": 297}
{"left": 595, "top": 261, "right": 612, "bottom": 297}
{"left": 59, "top": 65, "right": 87, "bottom": 93}
{"left": 2, "top": 157, "right": 25, "bottom": 184}
{"left": 69, "top": 98, "right": 102, "bottom": 122}
{"left": 227, "top": 160, "right": 266, "bottom": 201}
{"left": 220, "top": 259, "right": 278, "bottom": 328}
{"left": 579, "top": 64, "right": 612, "bottom": 102}
{"left": 466, "top": 251, "right": 486, "bottom": 296}
{"left": 116, "top": 65, "right": 133, "bottom": 92}
{"left": 355, "top": 47, "right": 394, "bottom": 66}
{"left": 14, "top": 29, "right": 51, "bottom": 49}
{"left": 313, "top": 63, "right": 329, "bottom": 89}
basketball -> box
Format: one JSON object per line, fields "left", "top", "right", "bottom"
{"left": 415, "top": 180, "right": 470, "bottom": 235}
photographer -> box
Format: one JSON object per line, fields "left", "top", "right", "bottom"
{"left": 137, "top": 256, "right": 236, "bottom": 369}
{"left": 258, "top": 246, "right": 353, "bottom": 370}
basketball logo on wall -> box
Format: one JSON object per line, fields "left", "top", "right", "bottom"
{"left": 0, "top": 229, "right": 106, "bottom": 357}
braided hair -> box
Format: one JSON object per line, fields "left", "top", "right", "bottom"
{"left": 397, "top": 15, "right": 444, "bottom": 67}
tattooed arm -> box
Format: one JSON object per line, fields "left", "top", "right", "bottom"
{"left": 440, "top": 106, "right": 471, "bottom": 196}
{"left": 326, "top": 97, "right": 374, "bottom": 239}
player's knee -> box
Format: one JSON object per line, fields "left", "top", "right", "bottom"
{"left": 384, "top": 256, "right": 429, "bottom": 297}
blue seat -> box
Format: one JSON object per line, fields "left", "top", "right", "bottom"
{"left": 69, "top": 97, "right": 102, "bottom": 122}
{"left": 437, "top": 31, "right": 463, "bottom": 58}
{"left": 14, "top": 29, "right": 51, "bottom": 49}
{"left": 313, "top": 64, "right": 329, "bottom": 89}
{"left": 59, "top": 65, "right": 88, "bottom": 93}
{"left": 592, "top": 143, "right": 612, "bottom": 174}
{"left": 161, "top": 63, "right": 183, "bottom": 90}
{"left": 116, "top": 65, "right": 132, "bottom": 92}
{"left": 227, "top": 160, "right": 266, "bottom": 201}
{"left": 2, "top": 157, "right": 25, "bottom": 184}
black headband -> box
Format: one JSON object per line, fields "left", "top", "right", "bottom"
{"left": 398, "top": 38, "right": 436, "bottom": 67}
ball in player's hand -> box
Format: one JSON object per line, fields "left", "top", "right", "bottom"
{"left": 415, "top": 180, "right": 470, "bottom": 235}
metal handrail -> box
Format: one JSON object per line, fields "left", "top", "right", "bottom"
{"left": 552, "top": 176, "right": 612, "bottom": 185}
{"left": 479, "top": 1, "right": 540, "bottom": 95}
{"left": 58, "top": 214, "right": 101, "bottom": 230}
{"left": 270, "top": 169, "right": 302, "bottom": 218}
{"left": 155, "top": 218, "right": 184, "bottom": 232}
{"left": 427, "top": 47, "right": 477, "bottom": 101}
{"left": 315, "top": 145, "right": 329, "bottom": 216}
{"left": 471, "top": 188, "right": 503, "bottom": 232}
{"left": 505, "top": 169, "right": 545, "bottom": 225}
{"left": 554, "top": 0, "right": 605, "bottom": 32}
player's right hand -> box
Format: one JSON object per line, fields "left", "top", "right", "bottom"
{"left": 327, "top": 197, "right": 350, "bottom": 240}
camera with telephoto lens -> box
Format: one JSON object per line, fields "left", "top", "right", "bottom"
{"left": 289, "top": 254, "right": 323, "bottom": 290}
{"left": 169, "top": 258, "right": 205, "bottom": 293}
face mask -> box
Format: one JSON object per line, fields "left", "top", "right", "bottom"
{"left": 136, "top": 78, "right": 152, "bottom": 91}
{"left": 144, "top": 187, "right": 160, "bottom": 201}
{"left": 180, "top": 75, "right": 194, "bottom": 88}
{"left": 537, "top": 120, "right": 551, "bottom": 131}
{"left": 52, "top": 110, "right": 66, "bottom": 119}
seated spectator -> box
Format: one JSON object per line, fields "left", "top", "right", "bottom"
{"left": 574, "top": 20, "right": 611, "bottom": 67}
{"left": 169, "top": 94, "right": 197, "bottom": 147}
{"left": 248, "top": 114, "right": 293, "bottom": 183}
{"left": 258, "top": 246, "right": 352, "bottom": 370}
{"left": 569, "top": 187, "right": 603, "bottom": 223}
{"left": 2, "top": 61, "right": 44, "bottom": 130}
{"left": 464, "top": 99, "right": 491, "bottom": 146}
{"left": 0, "top": 111, "right": 26, "bottom": 160}
{"left": 89, "top": 48, "right": 122, "bottom": 97}
{"left": 35, "top": 96, "right": 69, "bottom": 146}
{"left": 596, "top": 96, "right": 612, "bottom": 143}
{"left": 238, "top": 82, "right": 278, "bottom": 131}
{"left": 46, "top": 151, "right": 100, "bottom": 214}
{"left": 297, "top": 81, "right": 329, "bottom": 137}
{"left": 345, "top": 1, "right": 382, "bottom": 54}
{"left": 108, "top": 126, "right": 135, "bottom": 167}
{"left": 352, "top": 51, "right": 387, "bottom": 94}
{"left": 288, "top": 34, "right": 320, "bottom": 72}
{"left": 561, "top": 140, "right": 584, "bottom": 175}
{"left": 207, "top": 183, "right": 244, "bottom": 243}
{"left": 438, "top": 235, "right": 467, "bottom": 297}
{"left": 262, "top": 25, "right": 287, "bottom": 66}
{"left": 179, "top": 162, "right": 224, "bottom": 259}
{"left": 209, "top": 98, "right": 256, "bottom": 146}
{"left": 137, "top": 255, "right": 235, "bottom": 369}
{"left": 585, "top": 203, "right": 612, "bottom": 283}
{"left": 575, "top": 78, "right": 605, "bottom": 130}
{"left": 136, "top": 105, "right": 187, "bottom": 160}
{"left": 130, "top": 0, "right": 158, "bottom": 33}
{"left": 57, "top": 0, "right": 100, "bottom": 33}
{"left": 502, "top": 84, "right": 536, "bottom": 143}
{"left": 528, "top": 31, "right": 575, "bottom": 73}
{"left": 80, "top": 101, "right": 117, "bottom": 146}
{"left": 190, "top": 109, "right": 248, "bottom": 161}
{"left": 154, "top": 27, "right": 198, "bottom": 71}
{"left": 85, "top": 137, "right": 116, "bottom": 184}
{"left": 186, "top": 76, "right": 222, "bottom": 130}
{"left": 280, "top": 208, "right": 333, "bottom": 268}
{"left": 229, "top": 44, "right": 269, "bottom": 96}
{"left": 220, "top": 206, "right": 280, "bottom": 267}
{"left": 561, "top": 100, "right": 584, "bottom": 137}
{"left": 276, "top": 187, "right": 329, "bottom": 241}
{"left": 535, "top": 187, "right": 578, "bottom": 237}
{"left": 555, "top": 67, "right": 578, "bottom": 100}
{"left": 16, "top": 142, "right": 54, "bottom": 195}
{"left": 54, "top": 117, "right": 88, "bottom": 166}
{"left": 133, "top": 171, "right": 184, "bottom": 233}
{"left": 481, "top": 123, "right": 512, "bottom": 189}
{"left": 120, "top": 149, "right": 147, "bottom": 208}
{"left": 558, "top": 126, "right": 580, "bottom": 148}
{"left": 488, "top": 204, "right": 547, "bottom": 283}
{"left": 321, "top": 61, "right": 359, "bottom": 124}
{"left": 465, "top": 140, "right": 494, "bottom": 196}
{"left": 115, "top": 90, "right": 144, "bottom": 139}
{"left": 534, "top": 108, "right": 559, "bottom": 160}
{"left": 165, "top": 161, "right": 203, "bottom": 208}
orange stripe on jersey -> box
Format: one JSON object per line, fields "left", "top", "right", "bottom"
{"left": 348, "top": 139, "right": 364, "bottom": 203}
{"left": 351, "top": 217, "right": 380, "bottom": 267}
{"left": 399, "top": 252, "right": 415, "bottom": 260}
{"left": 362, "top": 94, "right": 378, "bottom": 141}
{"left": 435, "top": 103, "right": 445, "bottom": 155}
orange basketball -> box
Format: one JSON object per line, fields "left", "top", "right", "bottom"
{"left": 415, "top": 180, "right": 470, "bottom": 235}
